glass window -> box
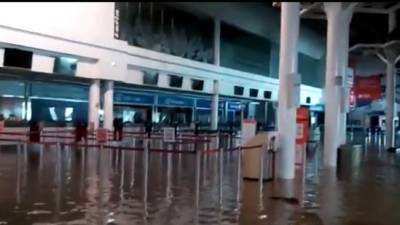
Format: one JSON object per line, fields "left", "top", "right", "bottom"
{"left": 234, "top": 86, "right": 244, "bottom": 96}
{"left": 0, "top": 97, "right": 24, "bottom": 122}
{"left": 53, "top": 56, "right": 77, "bottom": 75}
{"left": 3, "top": 48, "right": 33, "bottom": 69}
{"left": 191, "top": 79, "right": 204, "bottom": 91}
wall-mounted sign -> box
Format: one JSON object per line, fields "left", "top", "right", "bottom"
{"left": 157, "top": 95, "right": 194, "bottom": 108}
{"left": 196, "top": 99, "right": 225, "bottom": 110}
{"left": 114, "top": 92, "right": 155, "bottom": 105}
{"left": 354, "top": 75, "right": 382, "bottom": 107}
{"left": 228, "top": 101, "right": 241, "bottom": 111}
{"left": 163, "top": 127, "right": 175, "bottom": 143}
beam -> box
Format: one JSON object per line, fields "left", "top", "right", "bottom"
{"left": 300, "top": 2, "right": 322, "bottom": 16}
{"left": 349, "top": 43, "right": 383, "bottom": 52}
{"left": 353, "top": 7, "right": 389, "bottom": 14}
{"left": 388, "top": 2, "right": 400, "bottom": 12}
{"left": 301, "top": 13, "right": 326, "bottom": 20}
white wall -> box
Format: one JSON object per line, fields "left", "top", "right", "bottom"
{"left": 0, "top": 2, "right": 323, "bottom": 104}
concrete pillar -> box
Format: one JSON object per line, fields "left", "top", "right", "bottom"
{"left": 338, "top": 12, "right": 353, "bottom": 145}
{"left": 385, "top": 60, "right": 396, "bottom": 149}
{"left": 277, "top": 2, "right": 300, "bottom": 179}
{"left": 211, "top": 80, "right": 219, "bottom": 130}
{"left": 103, "top": 80, "right": 114, "bottom": 130}
{"left": 323, "top": 3, "right": 355, "bottom": 167}
{"left": 0, "top": 48, "right": 4, "bottom": 66}
{"left": 88, "top": 79, "right": 100, "bottom": 129}
{"left": 389, "top": 12, "right": 396, "bottom": 33}
{"left": 214, "top": 19, "right": 221, "bottom": 66}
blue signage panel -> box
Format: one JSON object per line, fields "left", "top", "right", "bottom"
{"left": 114, "top": 92, "right": 155, "bottom": 105}
{"left": 228, "top": 101, "right": 241, "bottom": 111}
{"left": 157, "top": 95, "right": 194, "bottom": 107}
{"left": 196, "top": 99, "right": 225, "bottom": 110}
{"left": 196, "top": 99, "right": 211, "bottom": 109}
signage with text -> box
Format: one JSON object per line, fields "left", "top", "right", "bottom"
{"left": 163, "top": 127, "right": 175, "bottom": 143}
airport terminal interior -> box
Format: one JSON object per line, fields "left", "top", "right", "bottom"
{"left": 0, "top": 2, "right": 400, "bottom": 225}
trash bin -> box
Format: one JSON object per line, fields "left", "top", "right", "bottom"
{"left": 337, "top": 144, "right": 363, "bottom": 170}
{"left": 242, "top": 131, "right": 278, "bottom": 181}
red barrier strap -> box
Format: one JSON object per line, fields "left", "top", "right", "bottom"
{"left": 0, "top": 131, "right": 29, "bottom": 136}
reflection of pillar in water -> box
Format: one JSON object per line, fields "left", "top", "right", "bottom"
{"left": 143, "top": 139, "right": 149, "bottom": 221}
{"left": 54, "top": 147, "right": 62, "bottom": 220}
{"left": 194, "top": 149, "right": 201, "bottom": 225}
{"left": 235, "top": 148, "right": 242, "bottom": 211}
{"left": 166, "top": 152, "right": 172, "bottom": 203}
{"left": 258, "top": 145, "right": 265, "bottom": 212}
{"left": 218, "top": 147, "right": 223, "bottom": 207}
{"left": 130, "top": 150, "right": 136, "bottom": 189}
{"left": 120, "top": 150, "right": 125, "bottom": 201}
{"left": 99, "top": 145, "right": 111, "bottom": 224}
{"left": 16, "top": 145, "right": 22, "bottom": 206}
{"left": 79, "top": 148, "right": 86, "bottom": 198}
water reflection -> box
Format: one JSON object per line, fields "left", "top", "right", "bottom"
{"left": 0, "top": 134, "right": 399, "bottom": 224}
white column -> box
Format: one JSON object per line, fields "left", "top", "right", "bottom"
{"left": 389, "top": 12, "right": 396, "bottom": 33}
{"left": 103, "top": 80, "right": 114, "bottom": 130}
{"left": 323, "top": 3, "right": 354, "bottom": 167}
{"left": 338, "top": 11, "right": 353, "bottom": 145}
{"left": 214, "top": 18, "right": 221, "bottom": 66}
{"left": 211, "top": 80, "right": 219, "bottom": 130}
{"left": 385, "top": 61, "right": 396, "bottom": 149}
{"left": 0, "top": 48, "right": 4, "bottom": 66}
{"left": 88, "top": 79, "right": 100, "bottom": 129}
{"left": 277, "top": 2, "right": 300, "bottom": 179}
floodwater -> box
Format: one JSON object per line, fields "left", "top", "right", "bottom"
{"left": 0, "top": 135, "right": 399, "bottom": 225}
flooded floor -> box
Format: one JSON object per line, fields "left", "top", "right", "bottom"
{"left": 0, "top": 137, "right": 399, "bottom": 225}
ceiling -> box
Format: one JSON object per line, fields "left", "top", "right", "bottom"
{"left": 272, "top": 2, "right": 400, "bottom": 46}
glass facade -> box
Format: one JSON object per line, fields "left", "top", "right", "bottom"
{"left": 115, "top": 2, "right": 214, "bottom": 63}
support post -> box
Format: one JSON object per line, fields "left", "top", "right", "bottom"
{"left": 211, "top": 80, "right": 219, "bottom": 130}
{"left": 214, "top": 18, "right": 221, "bottom": 66}
{"left": 88, "top": 79, "right": 100, "bottom": 129}
{"left": 323, "top": 3, "right": 354, "bottom": 167}
{"left": 103, "top": 80, "right": 114, "bottom": 130}
{"left": 385, "top": 61, "right": 396, "bottom": 149}
{"left": 277, "top": 2, "right": 300, "bottom": 179}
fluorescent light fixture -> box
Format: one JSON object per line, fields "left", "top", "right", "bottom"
{"left": 65, "top": 107, "right": 74, "bottom": 121}
{"left": 49, "top": 107, "right": 58, "bottom": 121}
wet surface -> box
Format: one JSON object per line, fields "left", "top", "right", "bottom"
{"left": 0, "top": 134, "right": 398, "bottom": 225}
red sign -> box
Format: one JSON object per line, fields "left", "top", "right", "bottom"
{"left": 96, "top": 128, "right": 108, "bottom": 143}
{"left": 354, "top": 75, "right": 382, "bottom": 104}
{"left": 296, "top": 107, "right": 309, "bottom": 145}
